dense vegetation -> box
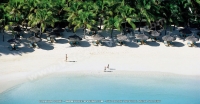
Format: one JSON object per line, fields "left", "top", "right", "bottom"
{"left": 0, "top": 0, "right": 200, "bottom": 36}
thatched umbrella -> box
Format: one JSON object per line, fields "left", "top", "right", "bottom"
{"left": 185, "top": 35, "right": 199, "bottom": 42}
{"left": 30, "top": 28, "right": 40, "bottom": 33}
{"left": 151, "top": 31, "right": 160, "bottom": 37}
{"left": 117, "top": 34, "right": 128, "bottom": 41}
{"left": 135, "top": 33, "right": 149, "bottom": 40}
{"left": 179, "top": 28, "right": 192, "bottom": 34}
{"left": 68, "top": 34, "right": 82, "bottom": 41}
{"left": 92, "top": 34, "right": 104, "bottom": 40}
{"left": 162, "top": 35, "right": 176, "bottom": 41}
{"left": 27, "top": 36, "right": 41, "bottom": 43}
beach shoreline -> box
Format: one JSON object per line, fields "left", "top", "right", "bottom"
{"left": 0, "top": 27, "right": 200, "bottom": 94}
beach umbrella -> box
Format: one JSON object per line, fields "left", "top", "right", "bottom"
{"left": 162, "top": 35, "right": 176, "bottom": 41}
{"left": 68, "top": 34, "right": 82, "bottom": 41}
{"left": 13, "top": 26, "right": 22, "bottom": 32}
{"left": 30, "top": 28, "right": 40, "bottom": 33}
{"left": 117, "top": 34, "right": 128, "bottom": 41}
{"left": 27, "top": 36, "right": 41, "bottom": 43}
{"left": 185, "top": 35, "right": 199, "bottom": 42}
{"left": 135, "top": 33, "right": 149, "bottom": 40}
{"left": 7, "top": 39, "right": 20, "bottom": 44}
{"left": 53, "top": 27, "right": 65, "bottom": 33}
{"left": 179, "top": 28, "right": 192, "bottom": 34}
{"left": 92, "top": 34, "right": 104, "bottom": 40}
{"left": 151, "top": 31, "right": 160, "bottom": 37}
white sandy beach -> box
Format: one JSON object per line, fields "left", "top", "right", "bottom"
{"left": 0, "top": 27, "right": 200, "bottom": 94}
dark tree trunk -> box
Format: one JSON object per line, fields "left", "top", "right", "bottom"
{"left": 3, "top": 34, "right": 4, "bottom": 42}
{"left": 84, "top": 26, "right": 86, "bottom": 39}
{"left": 99, "top": 18, "right": 102, "bottom": 30}
{"left": 138, "top": 19, "right": 142, "bottom": 32}
{"left": 111, "top": 26, "right": 114, "bottom": 38}
{"left": 138, "top": 14, "right": 142, "bottom": 32}
{"left": 173, "top": 23, "right": 175, "bottom": 30}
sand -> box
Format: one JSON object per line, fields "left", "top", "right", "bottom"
{"left": 0, "top": 27, "right": 200, "bottom": 94}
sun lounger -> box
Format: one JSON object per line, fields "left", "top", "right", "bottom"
{"left": 33, "top": 43, "right": 39, "bottom": 48}
{"left": 164, "top": 41, "right": 169, "bottom": 47}
{"left": 14, "top": 45, "right": 19, "bottom": 51}
{"left": 8, "top": 44, "right": 19, "bottom": 51}
{"left": 69, "top": 41, "right": 75, "bottom": 47}
{"left": 92, "top": 41, "right": 98, "bottom": 46}
{"left": 75, "top": 41, "right": 79, "bottom": 46}
{"left": 151, "top": 38, "right": 156, "bottom": 41}
{"left": 29, "top": 43, "right": 34, "bottom": 48}
{"left": 47, "top": 37, "right": 51, "bottom": 42}
{"left": 8, "top": 44, "right": 14, "bottom": 51}
{"left": 187, "top": 42, "right": 193, "bottom": 47}
{"left": 118, "top": 41, "right": 124, "bottom": 46}
{"left": 99, "top": 41, "right": 103, "bottom": 46}
{"left": 50, "top": 38, "right": 56, "bottom": 43}
{"left": 137, "top": 40, "right": 142, "bottom": 45}
{"left": 169, "top": 42, "right": 174, "bottom": 47}
{"left": 143, "top": 40, "right": 147, "bottom": 45}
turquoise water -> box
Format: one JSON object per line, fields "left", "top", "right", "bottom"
{"left": 0, "top": 72, "right": 200, "bottom": 104}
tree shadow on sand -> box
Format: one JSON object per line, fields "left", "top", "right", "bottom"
{"left": 55, "top": 39, "right": 68, "bottom": 44}
{"left": 195, "top": 43, "right": 200, "bottom": 48}
{"left": 146, "top": 41, "right": 160, "bottom": 47}
{"left": 38, "top": 41, "right": 54, "bottom": 50}
{"left": 172, "top": 42, "right": 185, "bottom": 47}
{"left": 0, "top": 39, "right": 35, "bottom": 55}
{"left": 79, "top": 41, "right": 91, "bottom": 47}
{"left": 124, "top": 41, "right": 139, "bottom": 48}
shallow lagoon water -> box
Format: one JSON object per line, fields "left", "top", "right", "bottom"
{"left": 0, "top": 72, "right": 200, "bottom": 104}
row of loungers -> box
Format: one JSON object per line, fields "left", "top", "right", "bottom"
{"left": 47, "top": 37, "right": 56, "bottom": 43}
{"left": 29, "top": 43, "right": 39, "bottom": 48}
{"left": 8, "top": 44, "right": 19, "bottom": 51}
{"left": 69, "top": 41, "right": 80, "bottom": 47}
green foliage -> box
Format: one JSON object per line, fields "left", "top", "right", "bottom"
{"left": 0, "top": 0, "right": 199, "bottom": 35}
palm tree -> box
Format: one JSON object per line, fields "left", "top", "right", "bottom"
{"left": 51, "top": 0, "right": 67, "bottom": 26}
{"left": 117, "top": 0, "right": 136, "bottom": 33}
{"left": 103, "top": 16, "right": 123, "bottom": 38}
{"left": 0, "top": 3, "right": 6, "bottom": 41}
{"left": 159, "top": 0, "right": 180, "bottom": 33}
{"left": 102, "top": 0, "right": 123, "bottom": 38}
{"left": 94, "top": 0, "right": 112, "bottom": 30}
{"left": 28, "top": 9, "right": 57, "bottom": 35}
{"left": 5, "top": 0, "right": 24, "bottom": 25}
{"left": 175, "top": 0, "right": 192, "bottom": 27}
{"left": 64, "top": 1, "right": 83, "bottom": 32}
{"left": 133, "top": 0, "right": 156, "bottom": 32}
{"left": 72, "top": 10, "right": 96, "bottom": 38}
